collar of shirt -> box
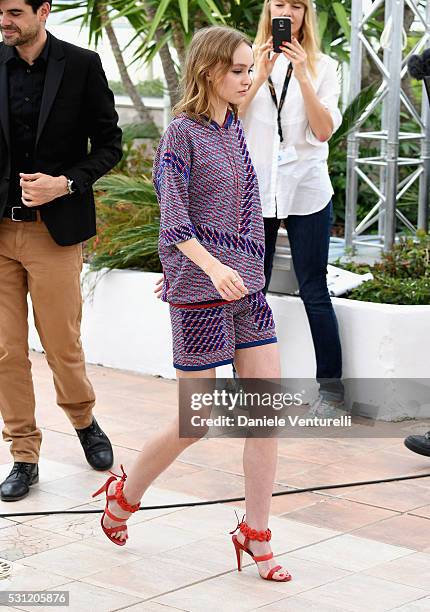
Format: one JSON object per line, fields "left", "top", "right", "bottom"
{"left": 5, "top": 30, "right": 51, "bottom": 67}
{"left": 200, "top": 109, "right": 235, "bottom": 131}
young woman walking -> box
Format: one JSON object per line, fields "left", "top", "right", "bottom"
{"left": 92, "top": 25, "right": 292, "bottom": 583}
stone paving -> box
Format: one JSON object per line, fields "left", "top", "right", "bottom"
{"left": 0, "top": 352, "right": 430, "bottom": 611}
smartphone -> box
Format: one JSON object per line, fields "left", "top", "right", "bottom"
{"left": 272, "top": 17, "right": 292, "bottom": 53}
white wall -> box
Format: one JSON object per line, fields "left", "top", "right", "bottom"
{"left": 29, "top": 267, "right": 430, "bottom": 380}
{"left": 49, "top": 10, "right": 165, "bottom": 83}
{"left": 28, "top": 267, "right": 430, "bottom": 421}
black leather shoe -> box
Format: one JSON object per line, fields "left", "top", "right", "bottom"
{"left": 76, "top": 418, "right": 114, "bottom": 471}
{"left": 0, "top": 462, "right": 39, "bottom": 501}
{"left": 404, "top": 432, "right": 430, "bottom": 457}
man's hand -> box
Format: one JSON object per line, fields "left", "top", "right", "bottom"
{"left": 20, "top": 173, "right": 69, "bottom": 207}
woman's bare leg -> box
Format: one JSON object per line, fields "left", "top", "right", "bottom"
{"left": 234, "top": 342, "right": 288, "bottom": 579}
{"left": 101, "top": 367, "right": 215, "bottom": 540}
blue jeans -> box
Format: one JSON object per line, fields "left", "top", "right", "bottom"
{"left": 263, "top": 202, "right": 343, "bottom": 398}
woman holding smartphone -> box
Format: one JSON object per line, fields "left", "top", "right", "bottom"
{"left": 239, "top": 0, "right": 343, "bottom": 409}
{"left": 92, "top": 25, "right": 292, "bottom": 583}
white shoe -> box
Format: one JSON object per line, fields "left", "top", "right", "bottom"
{"left": 306, "top": 396, "right": 347, "bottom": 420}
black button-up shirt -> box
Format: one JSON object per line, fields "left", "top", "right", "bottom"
{"left": 6, "top": 33, "right": 50, "bottom": 206}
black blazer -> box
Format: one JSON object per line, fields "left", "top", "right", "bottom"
{"left": 0, "top": 34, "right": 122, "bottom": 246}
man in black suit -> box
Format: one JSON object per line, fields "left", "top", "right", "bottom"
{"left": 0, "top": 0, "right": 122, "bottom": 500}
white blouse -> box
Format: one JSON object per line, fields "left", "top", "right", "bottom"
{"left": 242, "top": 53, "right": 342, "bottom": 218}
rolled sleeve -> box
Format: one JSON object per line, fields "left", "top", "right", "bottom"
{"left": 305, "top": 57, "right": 342, "bottom": 146}
{"left": 153, "top": 123, "right": 196, "bottom": 247}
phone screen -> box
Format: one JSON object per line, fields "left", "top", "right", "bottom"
{"left": 272, "top": 17, "right": 292, "bottom": 53}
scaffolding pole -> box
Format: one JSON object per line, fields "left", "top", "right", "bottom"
{"left": 418, "top": 0, "right": 430, "bottom": 232}
{"left": 345, "top": 0, "right": 430, "bottom": 252}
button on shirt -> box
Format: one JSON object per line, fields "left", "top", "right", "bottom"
{"left": 6, "top": 34, "right": 50, "bottom": 206}
{"left": 242, "top": 53, "right": 342, "bottom": 218}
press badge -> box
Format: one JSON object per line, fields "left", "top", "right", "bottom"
{"left": 278, "top": 146, "right": 298, "bottom": 166}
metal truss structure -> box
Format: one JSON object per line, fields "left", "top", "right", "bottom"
{"left": 345, "top": 0, "right": 430, "bottom": 252}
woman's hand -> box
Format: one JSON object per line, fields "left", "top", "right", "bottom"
{"left": 280, "top": 36, "right": 308, "bottom": 82}
{"left": 154, "top": 275, "right": 163, "bottom": 299}
{"left": 254, "top": 37, "right": 280, "bottom": 84}
{"left": 205, "top": 261, "right": 248, "bottom": 301}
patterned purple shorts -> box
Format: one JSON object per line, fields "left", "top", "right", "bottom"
{"left": 169, "top": 290, "right": 277, "bottom": 371}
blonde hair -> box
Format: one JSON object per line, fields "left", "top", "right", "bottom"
{"left": 255, "top": 0, "right": 321, "bottom": 76}
{"left": 173, "top": 26, "right": 252, "bottom": 123}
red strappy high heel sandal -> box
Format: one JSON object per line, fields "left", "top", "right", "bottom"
{"left": 230, "top": 513, "right": 292, "bottom": 582}
{"left": 92, "top": 464, "right": 140, "bottom": 546}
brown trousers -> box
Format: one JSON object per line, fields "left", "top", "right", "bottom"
{"left": 0, "top": 217, "right": 95, "bottom": 463}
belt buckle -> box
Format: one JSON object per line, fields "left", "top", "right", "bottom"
{"left": 11, "top": 207, "right": 23, "bottom": 222}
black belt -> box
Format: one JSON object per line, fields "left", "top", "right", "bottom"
{"left": 3, "top": 206, "right": 39, "bottom": 222}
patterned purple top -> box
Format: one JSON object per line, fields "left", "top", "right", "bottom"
{"left": 153, "top": 111, "right": 265, "bottom": 303}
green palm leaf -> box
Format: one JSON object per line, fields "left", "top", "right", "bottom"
{"left": 329, "top": 81, "right": 379, "bottom": 155}
{"left": 332, "top": 2, "right": 351, "bottom": 39}
{"left": 178, "top": 0, "right": 189, "bottom": 32}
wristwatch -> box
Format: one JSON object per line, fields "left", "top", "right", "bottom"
{"left": 66, "top": 177, "right": 75, "bottom": 195}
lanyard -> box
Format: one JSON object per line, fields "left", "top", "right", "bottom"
{"left": 268, "top": 63, "right": 293, "bottom": 143}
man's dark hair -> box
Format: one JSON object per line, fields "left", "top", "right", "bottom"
{"left": 25, "top": 0, "right": 52, "bottom": 13}
{"left": 408, "top": 49, "right": 430, "bottom": 80}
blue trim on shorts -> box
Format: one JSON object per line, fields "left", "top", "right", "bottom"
{"left": 173, "top": 358, "right": 234, "bottom": 371}
{"left": 235, "top": 337, "right": 278, "bottom": 350}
